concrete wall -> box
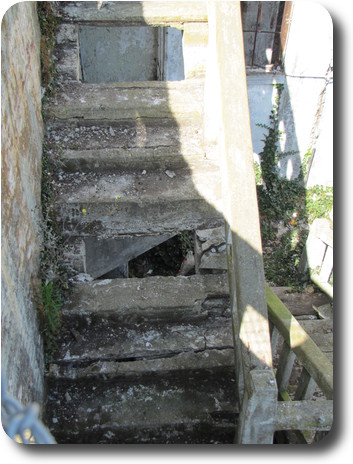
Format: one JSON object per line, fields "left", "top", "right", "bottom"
{"left": 246, "top": 2, "right": 333, "bottom": 186}
{"left": 247, "top": 70, "right": 285, "bottom": 163}
{"left": 277, "top": 1, "right": 333, "bottom": 184}
{"left": 282, "top": 1, "right": 333, "bottom": 187}
{"left": 79, "top": 25, "right": 159, "bottom": 83}
{"left": 1, "top": 2, "right": 44, "bottom": 405}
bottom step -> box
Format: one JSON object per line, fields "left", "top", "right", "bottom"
{"left": 45, "top": 367, "right": 238, "bottom": 444}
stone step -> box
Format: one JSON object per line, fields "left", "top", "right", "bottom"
{"left": 47, "top": 118, "right": 203, "bottom": 153}
{"left": 52, "top": 274, "right": 231, "bottom": 363}
{"left": 62, "top": 274, "right": 229, "bottom": 321}
{"left": 47, "top": 120, "right": 209, "bottom": 174}
{"left": 53, "top": 165, "right": 224, "bottom": 238}
{"left": 44, "top": 80, "right": 204, "bottom": 126}
{"left": 45, "top": 273, "right": 237, "bottom": 443}
{"left": 55, "top": 1, "right": 208, "bottom": 26}
{"left": 45, "top": 369, "right": 237, "bottom": 444}
{"left": 48, "top": 348, "right": 234, "bottom": 380}
{"left": 57, "top": 145, "right": 209, "bottom": 174}
{"left": 51, "top": 319, "right": 233, "bottom": 366}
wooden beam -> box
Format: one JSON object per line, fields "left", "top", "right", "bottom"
{"left": 266, "top": 285, "right": 333, "bottom": 399}
{"left": 275, "top": 400, "right": 333, "bottom": 431}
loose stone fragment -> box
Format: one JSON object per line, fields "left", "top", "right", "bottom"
{"left": 165, "top": 170, "right": 176, "bottom": 178}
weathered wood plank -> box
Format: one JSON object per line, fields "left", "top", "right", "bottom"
{"left": 270, "top": 287, "right": 330, "bottom": 317}
{"left": 275, "top": 400, "right": 333, "bottom": 431}
{"left": 295, "top": 368, "right": 317, "bottom": 400}
{"left": 270, "top": 322, "right": 280, "bottom": 357}
{"left": 237, "top": 370, "right": 277, "bottom": 444}
{"left": 266, "top": 286, "right": 333, "bottom": 399}
{"left": 276, "top": 341, "right": 296, "bottom": 393}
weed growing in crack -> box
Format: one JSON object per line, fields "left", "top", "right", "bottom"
{"left": 38, "top": 281, "right": 62, "bottom": 361}
{"left": 38, "top": 142, "right": 69, "bottom": 362}
{"left": 37, "top": 2, "right": 60, "bottom": 98}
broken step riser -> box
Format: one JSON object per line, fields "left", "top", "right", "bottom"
{"left": 61, "top": 303, "right": 224, "bottom": 325}
{"left": 61, "top": 298, "right": 231, "bottom": 326}
{"left": 55, "top": 24, "right": 208, "bottom": 83}
{"left": 56, "top": 201, "right": 224, "bottom": 238}
{"left": 48, "top": 349, "right": 235, "bottom": 380}
{"left": 56, "top": 148, "right": 207, "bottom": 174}
{"left": 61, "top": 234, "right": 178, "bottom": 279}
{"left": 63, "top": 275, "right": 230, "bottom": 315}
{"left": 52, "top": 321, "right": 234, "bottom": 366}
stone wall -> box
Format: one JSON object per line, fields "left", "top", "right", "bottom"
{"left": 1, "top": 2, "right": 44, "bottom": 405}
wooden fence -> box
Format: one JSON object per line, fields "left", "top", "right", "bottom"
{"left": 267, "top": 286, "right": 333, "bottom": 443}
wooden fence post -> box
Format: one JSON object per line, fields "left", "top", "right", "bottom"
{"left": 237, "top": 370, "right": 278, "bottom": 444}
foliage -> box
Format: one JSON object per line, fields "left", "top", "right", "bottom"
{"left": 37, "top": 2, "right": 60, "bottom": 95}
{"left": 38, "top": 282, "right": 62, "bottom": 360}
{"left": 39, "top": 143, "right": 69, "bottom": 361}
{"left": 178, "top": 230, "right": 195, "bottom": 256}
{"left": 306, "top": 185, "right": 333, "bottom": 224}
{"left": 255, "top": 83, "right": 332, "bottom": 288}
{"left": 256, "top": 84, "right": 304, "bottom": 222}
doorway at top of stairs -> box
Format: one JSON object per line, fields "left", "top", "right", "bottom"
{"left": 78, "top": 25, "right": 185, "bottom": 83}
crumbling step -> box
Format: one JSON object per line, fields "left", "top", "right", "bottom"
{"left": 48, "top": 349, "right": 235, "bottom": 380}
{"left": 195, "top": 226, "right": 228, "bottom": 274}
{"left": 62, "top": 274, "right": 230, "bottom": 320}
{"left": 45, "top": 369, "right": 237, "bottom": 444}
{"left": 52, "top": 274, "right": 232, "bottom": 364}
{"left": 55, "top": 1, "right": 208, "bottom": 26}
{"left": 44, "top": 80, "right": 204, "bottom": 126}
{"left": 51, "top": 318, "right": 233, "bottom": 365}
{"left": 46, "top": 122, "right": 209, "bottom": 174}
{"left": 52, "top": 165, "right": 224, "bottom": 238}
{"left": 45, "top": 274, "right": 237, "bottom": 443}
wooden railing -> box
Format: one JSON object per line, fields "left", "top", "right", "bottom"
{"left": 267, "top": 286, "right": 333, "bottom": 443}
{"left": 205, "top": 1, "right": 333, "bottom": 443}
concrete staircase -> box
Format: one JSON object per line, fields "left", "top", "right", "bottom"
{"left": 46, "top": 274, "right": 237, "bottom": 444}
{"left": 44, "top": 2, "right": 238, "bottom": 444}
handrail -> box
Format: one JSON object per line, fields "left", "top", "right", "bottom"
{"left": 266, "top": 286, "right": 333, "bottom": 399}
{"left": 266, "top": 286, "right": 333, "bottom": 442}
{"left": 205, "top": 1, "right": 277, "bottom": 444}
